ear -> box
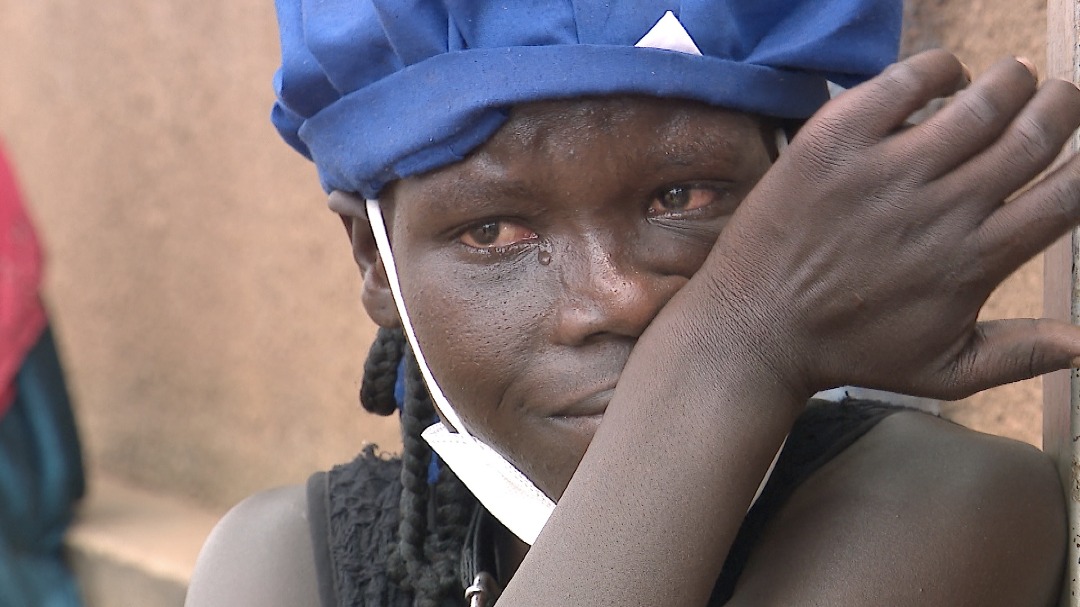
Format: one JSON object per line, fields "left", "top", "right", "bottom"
{"left": 327, "top": 191, "right": 401, "bottom": 328}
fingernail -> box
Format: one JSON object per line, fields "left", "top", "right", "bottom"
{"left": 959, "top": 61, "right": 973, "bottom": 83}
{"left": 1071, "top": 356, "right": 1080, "bottom": 369}
{"left": 1016, "top": 56, "right": 1039, "bottom": 81}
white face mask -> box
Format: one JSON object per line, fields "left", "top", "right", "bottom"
{"left": 363, "top": 132, "right": 790, "bottom": 544}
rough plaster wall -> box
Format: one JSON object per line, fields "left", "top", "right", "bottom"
{"left": 903, "top": 0, "right": 1048, "bottom": 447}
{"left": 0, "top": 0, "right": 1052, "bottom": 509}
{"left": 0, "top": 1, "right": 398, "bottom": 510}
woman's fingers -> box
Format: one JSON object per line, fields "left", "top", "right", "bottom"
{"left": 969, "top": 149, "right": 1080, "bottom": 286}
{"left": 885, "top": 57, "right": 1039, "bottom": 181}
{"left": 932, "top": 78, "right": 1080, "bottom": 222}
{"left": 810, "top": 49, "right": 969, "bottom": 146}
{"left": 940, "top": 318, "right": 1080, "bottom": 399}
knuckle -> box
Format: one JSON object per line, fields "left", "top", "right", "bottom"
{"left": 955, "top": 88, "right": 1003, "bottom": 129}
{"left": 1008, "top": 115, "right": 1056, "bottom": 164}
{"left": 874, "top": 61, "right": 937, "bottom": 111}
{"left": 877, "top": 50, "right": 961, "bottom": 94}
{"left": 878, "top": 60, "right": 921, "bottom": 90}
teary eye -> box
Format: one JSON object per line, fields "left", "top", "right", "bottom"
{"left": 459, "top": 220, "right": 538, "bottom": 249}
{"left": 648, "top": 185, "right": 726, "bottom": 216}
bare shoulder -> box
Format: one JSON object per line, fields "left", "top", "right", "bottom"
{"left": 733, "top": 410, "right": 1066, "bottom": 607}
{"left": 185, "top": 484, "right": 321, "bottom": 607}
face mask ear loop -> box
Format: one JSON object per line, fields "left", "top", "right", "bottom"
{"left": 365, "top": 199, "right": 472, "bottom": 438}
{"left": 775, "top": 128, "right": 788, "bottom": 156}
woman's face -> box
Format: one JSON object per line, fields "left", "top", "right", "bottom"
{"left": 378, "top": 97, "right": 774, "bottom": 500}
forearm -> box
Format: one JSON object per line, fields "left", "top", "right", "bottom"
{"left": 499, "top": 286, "right": 805, "bottom": 606}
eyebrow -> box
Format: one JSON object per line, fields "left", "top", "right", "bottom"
{"left": 648, "top": 126, "right": 744, "bottom": 169}
{"left": 421, "top": 173, "right": 547, "bottom": 219}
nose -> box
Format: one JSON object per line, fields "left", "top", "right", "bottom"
{"left": 550, "top": 237, "right": 685, "bottom": 345}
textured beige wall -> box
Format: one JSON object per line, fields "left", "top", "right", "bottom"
{"left": 0, "top": 1, "right": 397, "bottom": 510}
{"left": 0, "top": 0, "right": 1053, "bottom": 510}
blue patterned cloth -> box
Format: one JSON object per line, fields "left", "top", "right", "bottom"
{"left": 272, "top": 0, "right": 902, "bottom": 197}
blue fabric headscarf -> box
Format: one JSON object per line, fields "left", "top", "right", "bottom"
{"left": 272, "top": 1, "right": 902, "bottom": 198}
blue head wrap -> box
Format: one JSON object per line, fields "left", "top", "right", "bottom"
{"left": 272, "top": 1, "right": 902, "bottom": 198}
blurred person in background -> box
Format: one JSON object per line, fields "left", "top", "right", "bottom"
{"left": 0, "top": 137, "right": 85, "bottom": 607}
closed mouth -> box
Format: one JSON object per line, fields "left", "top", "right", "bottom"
{"left": 548, "top": 387, "right": 615, "bottom": 420}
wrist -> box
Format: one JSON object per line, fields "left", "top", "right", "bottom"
{"left": 677, "top": 266, "right": 817, "bottom": 407}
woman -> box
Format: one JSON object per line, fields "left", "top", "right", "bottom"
{"left": 188, "top": 2, "right": 1077, "bottom": 605}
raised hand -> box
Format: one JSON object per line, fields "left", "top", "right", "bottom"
{"left": 707, "top": 49, "right": 1080, "bottom": 400}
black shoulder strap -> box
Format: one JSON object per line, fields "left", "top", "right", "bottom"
{"left": 710, "top": 399, "right": 907, "bottom": 604}
{"left": 307, "top": 470, "right": 338, "bottom": 607}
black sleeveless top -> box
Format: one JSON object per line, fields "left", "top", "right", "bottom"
{"left": 308, "top": 398, "right": 907, "bottom": 607}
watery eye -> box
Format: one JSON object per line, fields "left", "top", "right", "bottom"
{"left": 649, "top": 185, "right": 723, "bottom": 216}
{"left": 459, "top": 221, "right": 537, "bottom": 249}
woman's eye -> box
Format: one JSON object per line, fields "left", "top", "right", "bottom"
{"left": 649, "top": 185, "right": 725, "bottom": 216}
{"left": 458, "top": 221, "right": 537, "bottom": 249}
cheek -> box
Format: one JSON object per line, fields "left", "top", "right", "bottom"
{"left": 396, "top": 251, "right": 555, "bottom": 424}
{"left": 395, "top": 251, "right": 596, "bottom": 499}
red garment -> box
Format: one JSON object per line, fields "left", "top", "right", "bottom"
{"left": 0, "top": 139, "right": 46, "bottom": 415}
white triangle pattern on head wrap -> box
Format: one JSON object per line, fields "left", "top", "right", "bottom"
{"left": 635, "top": 11, "right": 703, "bottom": 56}
{"left": 364, "top": 199, "right": 784, "bottom": 546}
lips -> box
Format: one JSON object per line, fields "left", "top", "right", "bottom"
{"left": 549, "top": 387, "right": 615, "bottom": 419}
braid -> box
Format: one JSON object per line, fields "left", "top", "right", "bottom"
{"left": 390, "top": 348, "right": 479, "bottom": 606}
{"left": 360, "top": 327, "right": 405, "bottom": 415}
{"left": 430, "top": 460, "right": 472, "bottom": 592}
{"left": 389, "top": 348, "right": 437, "bottom": 601}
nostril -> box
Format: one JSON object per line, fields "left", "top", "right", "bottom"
{"left": 550, "top": 271, "right": 687, "bottom": 346}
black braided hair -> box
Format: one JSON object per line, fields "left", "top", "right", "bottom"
{"left": 363, "top": 330, "right": 474, "bottom": 606}
{"left": 360, "top": 327, "right": 406, "bottom": 415}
